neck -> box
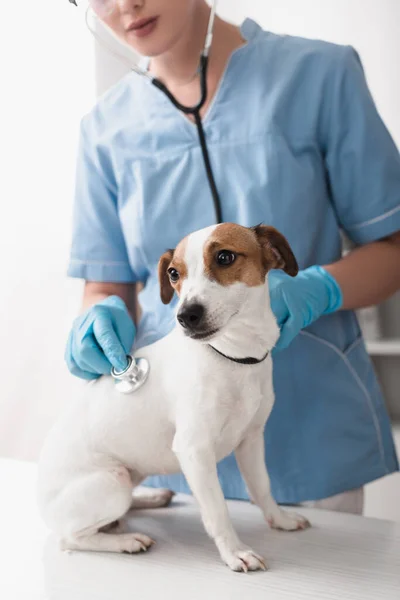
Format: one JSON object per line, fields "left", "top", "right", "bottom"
{"left": 210, "top": 281, "right": 279, "bottom": 361}
{"left": 149, "top": 10, "right": 245, "bottom": 89}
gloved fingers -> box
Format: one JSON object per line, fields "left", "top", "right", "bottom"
{"left": 269, "top": 293, "right": 290, "bottom": 327}
{"left": 92, "top": 315, "right": 129, "bottom": 372}
{"left": 69, "top": 361, "right": 100, "bottom": 380}
{"left": 268, "top": 269, "right": 290, "bottom": 283}
{"left": 112, "top": 309, "right": 136, "bottom": 355}
{"left": 77, "top": 333, "right": 115, "bottom": 375}
{"left": 273, "top": 314, "right": 301, "bottom": 351}
{"left": 65, "top": 332, "right": 100, "bottom": 380}
{"left": 268, "top": 280, "right": 290, "bottom": 326}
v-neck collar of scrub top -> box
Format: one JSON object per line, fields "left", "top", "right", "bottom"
{"left": 137, "top": 18, "right": 265, "bottom": 131}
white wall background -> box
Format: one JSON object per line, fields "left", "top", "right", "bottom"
{"left": 0, "top": 1, "right": 95, "bottom": 459}
{"left": 0, "top": 0, "right": 399, "bottom": 519}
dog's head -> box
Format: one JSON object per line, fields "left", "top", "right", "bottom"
{"left": 158, "top": 223, "right": 298, "bottom": 342}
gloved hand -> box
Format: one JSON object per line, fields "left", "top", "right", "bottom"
{"left": 65, "top": 295, "right": 136, "bottom": 380}
{"left": 269, "top": 266, "right": 343, "bottom": 351}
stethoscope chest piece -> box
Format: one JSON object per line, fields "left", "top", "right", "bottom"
{"left": 111, "top": 355, "right": 150, "bottom": 394}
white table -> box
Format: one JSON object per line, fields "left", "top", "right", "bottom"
{"left": 2, "top": 459, "right": 400, "bottom": 600}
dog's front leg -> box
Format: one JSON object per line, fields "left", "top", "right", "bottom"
{"left": 235, "top": 427, "right": 310, "bottom": 531}
{"left": 173, "top": 432, "right": 267, "bottom": 572}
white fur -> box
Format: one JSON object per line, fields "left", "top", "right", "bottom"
{"left": 38, "top": 226, "right": 309, "bottom": 573}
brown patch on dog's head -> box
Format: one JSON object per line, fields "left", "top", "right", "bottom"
{"left": 203, "top": 224, "right": 265, "bottom": 286}
{"left": 203, "top": 223, "right": 298, "bottom": 287}
{"left": 158, "top": 237, "right": 189, "bottom": 304}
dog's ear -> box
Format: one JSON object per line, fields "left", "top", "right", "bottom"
{"left": 251, "top": 224, "right": 299, "bottom": 277}
{"left": 158, "top": 249, "right": 175, "bottom": 304}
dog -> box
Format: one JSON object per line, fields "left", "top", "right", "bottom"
{"left": 38, "top": 222, "right": 310, "bottom": 573}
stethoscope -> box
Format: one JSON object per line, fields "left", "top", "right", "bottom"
{"left": 69, "top": 0, "right": 221, "bottom": 393}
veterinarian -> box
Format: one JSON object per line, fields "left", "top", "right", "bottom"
{"left": 65, "top": 0, "right": 400, "bottom": 515}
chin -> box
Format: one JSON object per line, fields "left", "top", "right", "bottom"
{"left": 184, "top": 328, "right": 220, "bottom": 343}
{"left": 123, "top": 34, "right": 175, "bottom": 60}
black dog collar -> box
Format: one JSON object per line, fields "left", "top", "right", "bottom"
{"left": 208, "top": 345, "right": 269, "bottom": 365}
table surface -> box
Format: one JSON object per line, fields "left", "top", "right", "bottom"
{"left": 2, "top": 459, "right": 400, "bottom": 600}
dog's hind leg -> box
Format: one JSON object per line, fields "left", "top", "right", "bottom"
{"left": 62, "top": 530, "right": 154, "bottom": 553}
{"left": 130, "top": 487, "right": 175, "bottom": 510}
{"left": 48, "top": 466, "right": 155, "bottom": 553}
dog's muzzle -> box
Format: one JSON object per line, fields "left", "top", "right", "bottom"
{"left": 177, "top": 302, "right": 219, "bottom": 340}
{"left": 177, "top": 303, "right": 205, "bottom": 331}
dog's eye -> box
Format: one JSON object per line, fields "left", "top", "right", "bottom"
{"left": 216, "top": 250, "right": 236, "bottom": 266}
{"left": 167, "top": 268, "right": 180, "bottom": 282}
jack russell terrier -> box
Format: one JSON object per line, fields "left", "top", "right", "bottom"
{"left": 38, "top": 223, "right": 310, "bottom": 573}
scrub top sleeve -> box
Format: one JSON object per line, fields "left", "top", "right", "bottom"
{"left": 322, "top": 46, "right": 400, "bottom": 245}
{"left": 67, "top": 118, "right": 137, "bottom": 283}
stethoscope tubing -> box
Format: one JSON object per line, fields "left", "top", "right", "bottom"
{"left": 151, "top": 53, "right": 223, "bottom": 224}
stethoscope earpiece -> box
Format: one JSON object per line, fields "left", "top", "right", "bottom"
{"left": 111, "top": 355, "right": 150, "bottom": 394}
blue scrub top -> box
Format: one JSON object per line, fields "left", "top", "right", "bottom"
{"left": 68, "top": 19, "right": 400, "bottom": 503}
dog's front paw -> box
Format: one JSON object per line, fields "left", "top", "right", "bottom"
{"left": 267, "top": 509, "right": 310, "bottom": 531}
{"left": 222, "top": 548, "right": 268, "bottom": 573}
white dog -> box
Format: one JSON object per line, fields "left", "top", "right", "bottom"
{"left": 38, "top": 223, "right": 310, "bottom": 573}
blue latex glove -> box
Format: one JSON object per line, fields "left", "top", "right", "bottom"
{"left": 269, "top": 266, "right": 343, "bottom": 351}
{"left": 65, "top": 295, "right": 136, "bottom": 380}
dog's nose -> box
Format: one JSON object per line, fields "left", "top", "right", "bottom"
{"left": 177, "top": 303, "right": 205, "bottom": 330}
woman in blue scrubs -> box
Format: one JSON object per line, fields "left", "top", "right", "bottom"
{"left": 66, "top": 0, "right": 400, "bottom": 514}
